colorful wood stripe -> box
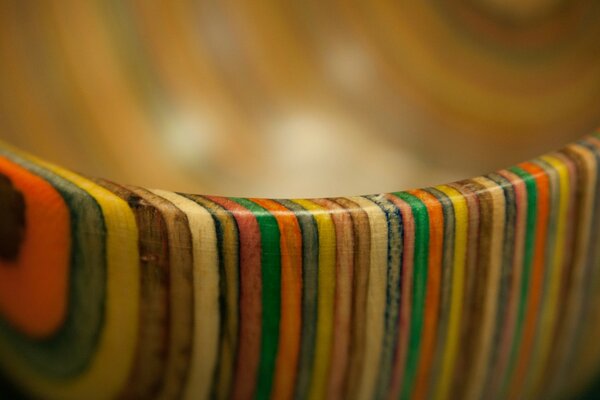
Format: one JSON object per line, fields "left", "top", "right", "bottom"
{"left": 3, "top": 133, "right": 600, "bottom": 399}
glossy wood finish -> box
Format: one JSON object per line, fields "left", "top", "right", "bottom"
{"left": 2, "top": 133, "right": 600, "bottom": 399}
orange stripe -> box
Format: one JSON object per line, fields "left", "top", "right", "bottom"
{"left": 408, "top": 189, "right": 444, "bottom": 399}
{"left": 251, "top": 199, "right": 303, "bottom": 400}
{"left": 509, "top": 161, "right": 550, "bottom": 396}
{"left": 0, "top": 157, "right": 70, "bottom": 337}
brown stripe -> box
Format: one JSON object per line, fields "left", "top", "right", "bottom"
{"left": 313, "top": 198, "right": 355, "bottom": 400}
{"left": 127, "top": 186, "right": 195, "bottom": 400}
{"left": 332, "top": 197, "right": 371, "bottom": 400}
{"left": 0, "top": 173, "right": 25, "bottom": 261}
{"left": 93, "top": 179, "right": 170, "bottom": 400}
{"left": 184, "top": 194, "right": 240, "bottom": 400}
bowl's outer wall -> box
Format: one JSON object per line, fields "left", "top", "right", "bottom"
{"left": 2, "top": 133, "right": 600, "bottom": 399}
{"left": 2, "top": 1, "right": 600, "bottom": 198}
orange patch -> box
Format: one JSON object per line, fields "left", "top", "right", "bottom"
{"left": 408, "top": 189, "right": 444, "bottom": 400}
{"left": 0, "top": 157, "right": 71, "bottom": 338}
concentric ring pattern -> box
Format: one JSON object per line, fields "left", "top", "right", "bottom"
{"left": 2, "top": 132, "right": 600, "bottom": 399}
{"left": 2, "top": 1, "right": 600, "bottom": 399}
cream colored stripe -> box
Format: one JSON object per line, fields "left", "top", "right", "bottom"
{"left": 466, "top": 177, "right": 506, "bottom": 400}
{"left": 292, "top": 199, "right": 336, "bottom": 400}
{"left": 151, "top": 190, "right": 220, "bottom": 400}
{"left": 347, "top": 196, "right": 388, "bottom": 400}
{"left": 433, "top": 185, "right": 468, "bottom": 400}
{"left": 0, "top": 152, "right": 140, "bottom": 400}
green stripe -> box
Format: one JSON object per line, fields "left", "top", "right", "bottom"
{"left": 500, "top": 166, "right": 538, "bottom": 394}
{"left": 394, "top": 192, "right": 430, "bottom": 400}
{"left": 424, "top": 187, "right": 455, "bottom": 395}
{"left": 232, "top": 198, "right": 281, "bottom": 400}
{"left": 276, "top": 199, "right": 319, "bottom": 400}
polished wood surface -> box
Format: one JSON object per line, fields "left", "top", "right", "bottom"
{"left": 1, "top": 1, "right": 599, "bottom": 196}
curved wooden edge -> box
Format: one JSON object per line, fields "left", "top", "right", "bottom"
{"left": 1, "top": 132, "right": 600, "bottom": 399}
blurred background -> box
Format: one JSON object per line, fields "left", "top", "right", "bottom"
{"left": 0, "top": 0, "right": 600, "bottom": 197}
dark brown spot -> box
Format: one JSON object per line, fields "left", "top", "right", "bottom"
{"left": 0, "top": 173, "right": 26, "bottom": 261}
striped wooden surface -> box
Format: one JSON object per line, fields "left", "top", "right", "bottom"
{"left": 1, "top": 1, "right": 600, "bottom": 197}
{"left": 2, "top": 2, "right": 600, "bottom": 398}
{"left": 2, "top": 132, "right": 600, "bottom": 399}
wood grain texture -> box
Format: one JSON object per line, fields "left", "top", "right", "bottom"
{"left": 1, "top": 1, "right": 599, "bottom": 197}
{"left": 2, "top": 133, "right": 600, "bottom": 399}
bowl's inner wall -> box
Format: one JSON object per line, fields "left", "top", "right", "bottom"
{"left": 1, "top": 1, "right": 599, "bottom": 197}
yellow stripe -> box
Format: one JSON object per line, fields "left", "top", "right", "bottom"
{"left": 433, "top": 185, "right": 468, "bottom": 400}
{"left": 0, "top": 150, "right": 140, "bottom": 400}
{"left": 292, "top": 199, "right": 336, "bottom": 400}
{"left": 347, "top": 196, "right": 388, "bottom": 400}
{"left": 527, "top": 155, "right": 570, "bottom": 396}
